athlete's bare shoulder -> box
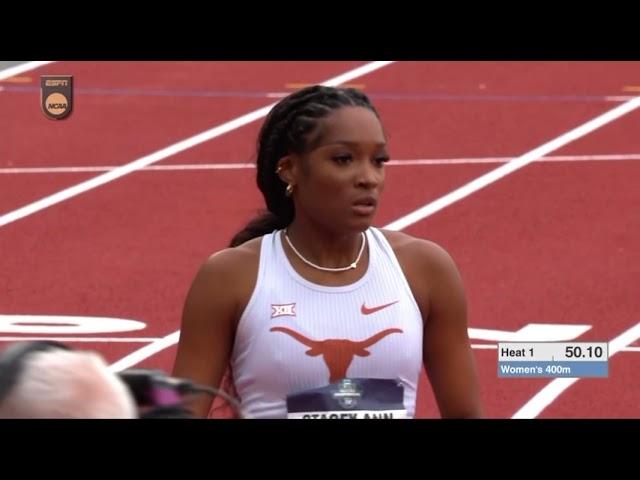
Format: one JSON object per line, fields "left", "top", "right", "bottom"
{"left": 187, "top": 235, "right": 264, "bottom": 316}
{"left": 378, "top": 229, "right": 454, "bottom": 271}
{"left": 377, "top": 229, "right": 463, "bottom": 314}
{"left": 205, "top": 236, "right": 262, "bottom": 273}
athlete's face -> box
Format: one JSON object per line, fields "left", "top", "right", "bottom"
{"left": 287, "top": 106, "right": 389, "bottom": 233}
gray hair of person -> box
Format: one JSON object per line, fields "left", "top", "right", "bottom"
{"left": 0, "top": 348, "right": 138, "bottom": 419}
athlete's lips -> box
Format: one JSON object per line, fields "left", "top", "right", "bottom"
{"left": 352, "top": 195, "right": 377, "bottom": 207}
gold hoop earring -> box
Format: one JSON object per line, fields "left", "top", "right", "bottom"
{"left": 285, "top": 184, "right": 294, "bottom": 197}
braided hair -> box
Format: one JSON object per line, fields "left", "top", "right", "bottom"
{"left": 229, "top": 85, "right": 379, "bottom": 247}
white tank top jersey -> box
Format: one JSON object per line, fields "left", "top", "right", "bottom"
{"left": 230, "top": 228, "right": 424, "bottom": 419}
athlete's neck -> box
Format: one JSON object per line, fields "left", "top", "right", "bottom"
{"left": 284, "top": 221, "right": 367, "bottom": 270}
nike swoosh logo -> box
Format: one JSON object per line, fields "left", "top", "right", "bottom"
{"left": 361, "top": 301, "right": 399, "bottom": 315}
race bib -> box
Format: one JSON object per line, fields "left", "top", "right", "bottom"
{"left": 286, "top": 378, "right": 408, "bottom": 419}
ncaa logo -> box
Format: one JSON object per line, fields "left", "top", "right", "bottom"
{"left": 40, "top": 75, "right": 73, "bottom": 120}
{"left": 333, "top": 378, "right": 362, "bottom": 409}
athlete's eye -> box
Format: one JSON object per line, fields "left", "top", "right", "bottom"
{"left": 332, "top": 154, "right": 353, "bottom": 165}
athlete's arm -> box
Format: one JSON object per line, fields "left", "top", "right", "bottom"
{"left": 172, "top": 245, "right": 256, "bottom": 418}
{"left": 419, "top": 242, "right": 483, "bottom": 418}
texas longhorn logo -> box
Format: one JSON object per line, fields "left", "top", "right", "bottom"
{"left": 270, "top": 327, "right": 403, "bottom": 382}
{"left": 40, "top": 75, "right": 73, "bottom": 120}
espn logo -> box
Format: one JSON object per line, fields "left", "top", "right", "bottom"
{"left": 41, "top": 75, "right": 73, "bottom": 120}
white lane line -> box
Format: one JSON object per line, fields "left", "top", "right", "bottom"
{"left": 0, "top": 61, "right": 55, "bottom": 81}
{"left": 2, "top": 153, "right": 639, "bottom": 175}
{"left": 108, "top": 331, "right": 180, "bottom": 372}
{"left": 0, "top": 336, "right": 160, "bottom": 343}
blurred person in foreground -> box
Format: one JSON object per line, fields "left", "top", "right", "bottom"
{"left": 0, "top": 341, "right": 137, "bottom": 419}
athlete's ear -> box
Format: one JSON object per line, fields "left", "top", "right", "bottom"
{"left": 275, "top": 154, "right": 300, "bottom": 185}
